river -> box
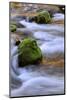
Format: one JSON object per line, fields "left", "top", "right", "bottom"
{"left": 10, "top": 13, "right": 64, "bottom": 97}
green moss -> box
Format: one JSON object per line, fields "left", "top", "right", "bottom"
{"left": 34, "top": 11, "right": 51, "bottom": 24}
{"left": 18, "top": 38, "right": 42, "bottom": 66}
{"left": 10, "top": 24, "right": 17, "bottom": 32}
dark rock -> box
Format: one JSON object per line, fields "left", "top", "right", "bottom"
{"left": 15, "top": 40, "right": 20, "bottom": 46}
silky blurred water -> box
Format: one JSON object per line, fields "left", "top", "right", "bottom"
{"left": 10, "top": 13, "right": 64, "bottom": 97}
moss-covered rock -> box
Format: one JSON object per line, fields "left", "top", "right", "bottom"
{"left": 10, "top": 21, "right": 25, "bottom": 32}
{"left": 18, "top": 38, "right": 42, "bottom": 66}
{"left": 10, "top": 24, "right": 17, "bottom": 32}
{"left": 34, "top": 11, "right": 51, "bottom": 24}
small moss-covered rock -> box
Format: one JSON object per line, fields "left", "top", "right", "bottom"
{"left": 10, "top": 24, "right": 17, "bottom": 32}
{"left": 18, "top": 38, "right": 42, "bottom": 66}
{"left": 34, "top": 11, "right": 51, "bottom": 24}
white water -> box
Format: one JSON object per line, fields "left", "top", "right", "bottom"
{"left": 53, "top": 13, "right": 64, "bottom": 21}
{"left": 10, "top": 13, "right": 64, "bottom": 97}
{"left": 11, "top": 46, "right": 64, "bottom": 96}
{"left": 20, "top": 20, "right": 64, "bottom": 33}
{"left": 19, "top": 20, "right": 64, "bottom": 58}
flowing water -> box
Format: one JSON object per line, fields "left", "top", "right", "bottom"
{"left": 10, "top": 13, "right": 64, "bottom": 97}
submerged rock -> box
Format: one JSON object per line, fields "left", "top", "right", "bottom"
{"left": 18, "top": 38, "right": 42, "bottom": 66}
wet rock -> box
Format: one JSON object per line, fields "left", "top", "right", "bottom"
{"left": 18, "top": 38, "right": 42, "bottom": 66}
{"left": 15, "top": 40, "right": 21, "bottom": 46}
{"left": 16, "top": 23, "right": 25, "bottom": 28}
{"left": 28, "top": 16, "right": 38, "bottom": 22}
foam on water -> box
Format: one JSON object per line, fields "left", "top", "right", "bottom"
{"left": 33, "top": 31, "right": 64, "bottom": 57}
{"left": 40, "top": 37, "right": 64, "bottom": 57}
{"left": 11, "top": 76, "right": 64, "bottom": 97}
{"left": 10, "top": 35, "right": 64, "bottom": 96}
{"left": 53, "top": 13, "right": 64, "bottom": 21}
{"left": 20, "top": 20, "right": 64, "bottom": 32}
{"left": 34, "top": 31, "right": 56, "bottom": 40}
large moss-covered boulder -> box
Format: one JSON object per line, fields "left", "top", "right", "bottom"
{"left": 18, "top": 38, "right": 42, "bottom": 66}
{"left": 34, "top": 11, "right": 51, "bottom": 24}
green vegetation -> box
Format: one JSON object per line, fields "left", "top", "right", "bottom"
{"left": 34, "top": 11, "right": 51, "bottom": 24}
{"left": 10, "top": 24, "right": 17, "bottom": 32}
{"left": 18, "top": 38, "right": 42, "bottom": 66}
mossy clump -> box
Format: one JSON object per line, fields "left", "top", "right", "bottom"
{"left": 34, "top": 11, "right": 51, "bottom": 24}
{"left": 18, "top": 38, "right": 42, "bottom": 66}
{"left": 10, "top": 24, "right": 17, "bottom": 32}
